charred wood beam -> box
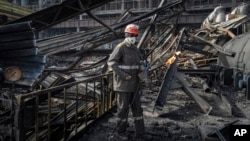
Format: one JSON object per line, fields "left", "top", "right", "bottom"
{"left": 178, "top": 57, "right": 217, "bottom": 69}
{"left": 150, "top": 33, "right": 177, "bottom": 67}
{"left": 182, "top": 44, "right": 214, "bottom": 56}
{"left": 187, "top": 33, "right": 235, "bottom": 57}
{"left": 146, "top": 25, "right": 174, "bottom": 58}
{"left": 203, "top": 24, "right": 236, "bottom": 38}
{"left": 175, "top": 73, "right": 213, "bottom": 114}
{"left": 44, "top": 56, "right": 108, "bottom": 73}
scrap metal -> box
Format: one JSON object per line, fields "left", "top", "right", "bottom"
{"left": 154, "top": 28, "right": 185, "bottom": 111}
{"left": 1, "top": 0, "right": 186, "bottom": 140}
{"left": 2, "top": 0, "right": 250, "bottom": 140}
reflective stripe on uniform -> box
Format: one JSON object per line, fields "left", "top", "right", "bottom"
{"left": 134, "top": 116, "right": 143, "bottom": 120}
{"left": 118, "top": 65, "right": 139, "bottom": 70}
{"left": 108, "top": 61, "right": 116, "bottom": 66}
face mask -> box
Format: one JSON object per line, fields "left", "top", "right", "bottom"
{"left": 127, "top": 37, "right": 136, "bottom": 44}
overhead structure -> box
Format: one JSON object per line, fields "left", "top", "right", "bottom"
{"left": 9, "top": 0, "right": 114, "bottom": 31}
{"left": 0, "top": 0, "right": 33, "bottom": 24}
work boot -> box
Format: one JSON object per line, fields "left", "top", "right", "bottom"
{"left": 135, "top": 134, "right": 152, "bottom": 141}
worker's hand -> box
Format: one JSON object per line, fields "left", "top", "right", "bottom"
{"left": 125, "top": 75, "right": 132, "bottom": 80}
{"left": 175, "top": 51, "right": 181, "bottom": 56}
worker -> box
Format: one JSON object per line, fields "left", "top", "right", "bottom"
{"left": 108, "top": 23, "right": 151, "bottom": 141}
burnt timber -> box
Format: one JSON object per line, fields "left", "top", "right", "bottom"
{"left": 1, "top": 0, "right": 250, "bottom": 141}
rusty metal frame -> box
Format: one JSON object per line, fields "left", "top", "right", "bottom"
{"left": 15, "top": 73, "right": 113, "bottom": 141}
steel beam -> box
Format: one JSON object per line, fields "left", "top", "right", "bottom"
{"left": 137, "top": 0, "right": 166, "bottom": 49}
{"left": 154, "top": 28, "right": 185, "bottom": 111}
{"left": 175, "top": 73, "right": 212, "bottom": 114}
{"left": 9, "top": 0, "right": 114, "bottom": 31}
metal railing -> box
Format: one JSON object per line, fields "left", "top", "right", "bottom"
{"left": 14, "top": 73, "right": 114, "bottom": 141}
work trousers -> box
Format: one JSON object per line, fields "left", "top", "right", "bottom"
{"left": 116, "top": 91, "right": 145, "bottom": 137}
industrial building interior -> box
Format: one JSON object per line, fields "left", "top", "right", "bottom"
{"left": 0, "top": 0, "right": 250, "bottom": 141}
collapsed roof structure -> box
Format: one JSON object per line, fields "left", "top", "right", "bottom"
{"left": 0, "top": 0, "right": 250, "bottom": 140}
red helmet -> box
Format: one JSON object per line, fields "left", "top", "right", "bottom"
{"left": 124, "top": 24, "right": 139, "bottom": 35}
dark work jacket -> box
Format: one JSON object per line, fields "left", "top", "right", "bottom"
{"left": 108, "top": 41, "right": 142, "bottom": 92}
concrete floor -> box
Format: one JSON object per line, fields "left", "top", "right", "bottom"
{"left": 78, "top": 79, "right": 250, "bottom": 141}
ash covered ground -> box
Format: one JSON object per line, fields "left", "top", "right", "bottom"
{"left": 78, "top": 77, "right": 250, "bottom": 141}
